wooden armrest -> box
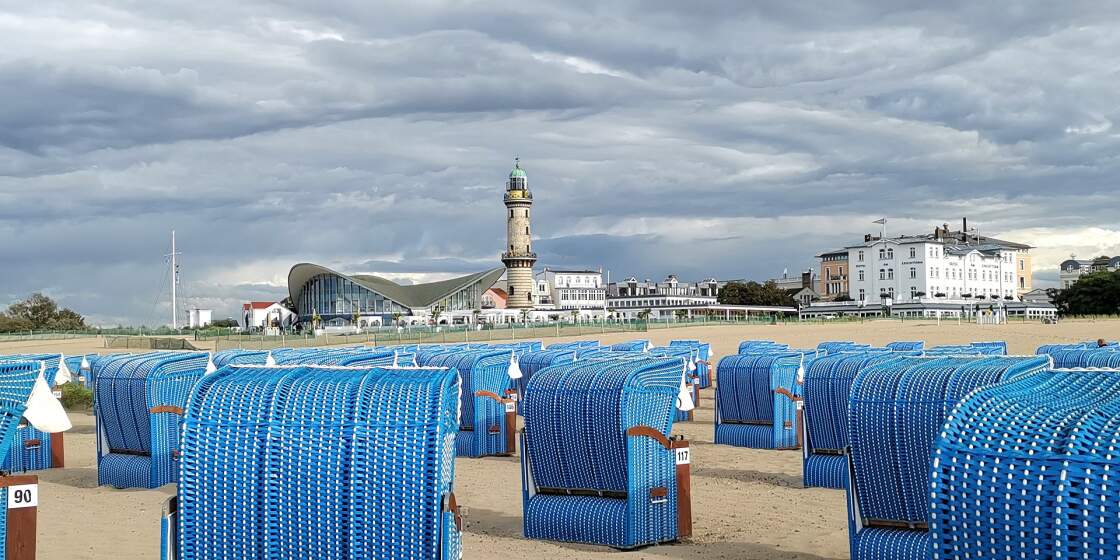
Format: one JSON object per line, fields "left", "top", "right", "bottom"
{"left": 626, "top": 425, "right": 672, "bottom": 449}
{"left": 23, "top": 439, "right": 41, "bottom": 448}
{"left": 150, "top": 405, "right": 184, "bottom": 415}
{"left": 775, "top": 387, "right": 801, "bottom": 402}
{"left": 474, "top": 391, "right": 504, "bottom": 403}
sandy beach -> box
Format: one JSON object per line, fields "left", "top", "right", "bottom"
{"left": 9, "top": 318, "right": 1119, "bottom": 559}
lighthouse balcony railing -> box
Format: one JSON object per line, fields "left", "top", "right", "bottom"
{"left": 502, "top": 252, "right": 538, "bottom": 260}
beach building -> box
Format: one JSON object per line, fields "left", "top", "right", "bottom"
{"left": 817, "top": 249, "right": 850, "bottom": 300}
{"left": 1059, "top": 255, "right": 1119, "bottom": 288}
{"left": 187, "top": 308, "right": 212, "bottom": 329}
{"left": 801, "top": 219, "right": 1052, "bottom": 320}
{"left": 241, "top": 301, "right": 296, "bottom": 330}
{"left": 534, "top": 268, "right": 607, "bottom": 311}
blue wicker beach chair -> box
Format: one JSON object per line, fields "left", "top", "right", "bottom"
{"left": 669, "top": 340, "right": 712, "bottom": 388}
{"left": 162, "top": 364, "right": 462, "bottom": 560}
{"left": 0, "top": 354, "right": 77, "bottom": 473}
{"left": 0, "top": 361, "right": 41, "bottom": 555}
{"left": 885, "top": 341, "right": 923, "bottom": 351}
{"left": 610, "top": 340, "right": 650, "bottom": 352}
{"left": 514, "top": 348, "right": 577, "bottom": 412}
{"left": 801, "top": 351, "right": 903, "bottom": 489}
{"left": 419, "top": 349, "right": 517, "bottom": 457}
{"left": 738, "top": 340, "right": 790, "bottom": 354}
{"left": 547, "top": 340, "right": 600, "bottom": 350}
{"left": 930, "top": 368, "right": 1120, "bottom": 559}
{"left": 714, "top": 352, "right": 805, "bottom": 449}
{"left": 924, "top": 342, "right": 1007, "bottom": 356}
{"left": 94, "top": 352, "right": 208, "bottom": 489}
{"left": 521, "top": 357, "right": 691, "bottom": 549}
{"left": 1036, "top": 343, "right": 1120, "bottom": 368}
{"left": 845, "top": 355, "right": 1048, "bottom": 560}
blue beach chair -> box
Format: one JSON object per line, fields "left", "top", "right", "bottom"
{"left": 845, "top": 355, "right": 1048, "bottom": 560}
{"left": 162, "top": 364, "right": 462, "bottom": 560}
{"left": 94, "top": 352, "right": 209, "bottom": 489}
{"left": 928, "top": 369, "right": 1120, "bottom": 559}
{"left": 521, "top": 357, "right": 691, "bottom": 549}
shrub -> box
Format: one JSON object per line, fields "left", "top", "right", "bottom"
{"left": 59, "top": 382, "right": 93, "bottom": 411}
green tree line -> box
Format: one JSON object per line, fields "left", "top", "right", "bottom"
{"left": 0, "top": 293, "right": 88, "bottom": 332}
{"left": 1050, "top": 270, "right": 1120, "bottom": 316}
{"left": 717, "top": 281, "right": 798, "bottom": 307}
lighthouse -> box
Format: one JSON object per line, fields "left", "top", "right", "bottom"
{"left": 502, "top": 158, "right": 537, "bottom": 309}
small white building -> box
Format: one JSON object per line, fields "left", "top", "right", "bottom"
{"left": 242, "top": 301, "right": 296, "bottom": 330}
{"left": 188, "top": 308, "right": 212, "bottom": 329}
{"left": 534, "top": 268, "right": 607, "bottom": 310}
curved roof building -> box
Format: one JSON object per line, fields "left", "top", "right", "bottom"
{"left": 288, "top": 263, "right": 504, "bottom": 325}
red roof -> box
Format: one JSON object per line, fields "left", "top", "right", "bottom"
{"left": 243, "top": 301, "right": 276, "bottom": 310}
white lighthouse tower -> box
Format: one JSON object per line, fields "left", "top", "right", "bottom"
{"left": 502, "top": 158, "right": 537, "bottom": 309}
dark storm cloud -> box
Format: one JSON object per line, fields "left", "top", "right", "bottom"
{"left": 1, "top": 1, "right": 1117, "bottom": 324}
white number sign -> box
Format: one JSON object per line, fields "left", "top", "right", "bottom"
{"left": 7, "top": 484, "right": 37, "bottom": 509}
{"left": 675, "top": 447, "right": 691, "bottom": 465}
{"left": 504, "top": 402, "right": 516, "bottom": 413}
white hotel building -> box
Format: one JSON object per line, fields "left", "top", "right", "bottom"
{"left": 803, "top": 222, "right": 1054, "bottom": 320}
{"left": 849, "top": 237, "right": 1024, "bottom": 304}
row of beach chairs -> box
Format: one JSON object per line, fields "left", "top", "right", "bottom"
{"left": 153, "top": 341, "right": 695, "bottom": 557}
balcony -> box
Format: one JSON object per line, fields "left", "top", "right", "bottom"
{"left": 504, "top": 191, "right": 533, "bottom": 203}
{"left": 501, "top": 252, "right": 538, "bottom": 260}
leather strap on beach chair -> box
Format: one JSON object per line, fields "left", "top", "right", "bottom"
{"left": 625, "top": 426, "right": 692, "bottom": 538}
{"left": 775, "top": 387, "right": 803, "bottom": 449}
{"left": 475, "top": 391, "right": 517, "bottom": 456}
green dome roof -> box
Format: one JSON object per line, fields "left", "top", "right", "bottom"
{"left": 509, "top": 158, "right": 527, "bottom": 179}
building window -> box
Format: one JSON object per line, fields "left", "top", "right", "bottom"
{"left": 858, "top": 251, "right": 864, "bottom": 262}
{"left": 859, "top": 270, "right": 865, "bottom": 281}
{"left": 1019, "top": 260, "right": 1025, "bottom": 271}
{"left": 888, "top": 269, "right": 894, "bottom": 280}
{"left": 886, "top": 249, "right": 894, "bottom": 259}
{"left": 910, "top": 267, "right": 916, "bottom": 279}
{"left": 910, "top": 287, "right": 917, "bottom": 299}
{"left": 879, "top": 269, "right": 886, "bottom": 280}
{"left": 879, "top": 249, "right": 885, "bottom": 259}
{"left": 909, "top": 247, "right": 916, "bottom": 258}
{"left": 859, "top": 289, "right": 865, "bottom": 301}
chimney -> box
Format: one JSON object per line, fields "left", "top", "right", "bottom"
{"left": 962, "top": 217, "right": 968, "bottom": 238}
{"left": 864, "top": 233, "right": 872, "bottom": 242}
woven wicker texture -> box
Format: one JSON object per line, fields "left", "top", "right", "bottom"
{"left": 846, "top": 355, "right": 1048, "bottom": 560}
{"left": 738, "top": 340, "right": 790, "bottom": 354}
{"left": 0, "top": 361, "right": 45, "bottom": 554}
{"left": 176, "top": 364, "right": 461, "bottom": 560}
{"left": 609, "top": 340, "right": 650, "bottom": 352}
{"left": 929, "top": 369, "right": 1120, "bottom": 560}
{"left": 93, "top": 352, "right": 208, "bottom": 489}
{"left": 714, "top": 351, "right": 804, "bottom": 449}
{"left": 419, "top": 349, "right": 514, "bottom": 457}
{"left": 801, "top": 351, "right": 903, "bottom": 489}
{"left": 521, "top": 357, "right": 682, "bottom": 549}
{"left": 669, "top": 340, "right": 712, "bottom": 388}
{"left": 0, "top": 354, "right": 70, "bottom": 473}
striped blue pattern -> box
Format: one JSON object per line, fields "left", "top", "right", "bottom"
{"left": 929, "top": 369, "right": 1120, "bottom": 560}
{"left": 0, "top": 361, "right": 45, "bottom": 554}
{"left": 521, "top": 357, "right": 683, "bottom": 549}
{"left": 801, "top": 352, "right": 902, "bottom": 489}
{"left": 173, "top": 365, "right": 461, "bottom": 560}
{"left": 845, "top": 355, "right": 1048, "bottom": 560}
{"left": 94, "top": 352, "right": 208, "bottom": 489}
{"left": 714, "top": 352, "right": 803, "bottom": 449}
{"left": 419, "top": 349, "right": 514, "bottom": 457}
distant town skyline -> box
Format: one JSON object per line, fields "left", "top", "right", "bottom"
{"left": 3, "top": 2, "right": 1120, "bottom": 325}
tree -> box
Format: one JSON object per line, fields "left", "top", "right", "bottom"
{"left": 471, "top": 308, "right": 481, "bottom": 324}
{"left": 210, "top": 318, "right": 238, "bottom": 328}
{"left": 569, "top": 309, "right": 580, "bottom": 323}
{"left": 718, "top": 281, "right": 797, "bottom": 307}
{"left": 391, "top": 312, "right": 402, "bottom": 326}
{"left": 0, "top": 293, "right": 87, "bottom": 332}
{"left": 674, "top": 309, "right": 688, "bottom": 321}
{"left": 519, "top": 308, "right": 532, "bottom": 323}
{"left": 832, "top": 293, "right": 854, "bottom": 302}
{"left": 1051, "top": 270, "right": 1120, "bottom": 316}
{"left": 637, "top": 309, "right": 652, "bottom": 322}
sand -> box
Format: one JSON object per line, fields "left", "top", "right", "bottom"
{"left": 6, "top": 318, "right": 1119, "bottom": 559}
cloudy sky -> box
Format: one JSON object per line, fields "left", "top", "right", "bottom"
{"left": 3, "top": 1, "right": 1119, "bottom": 325}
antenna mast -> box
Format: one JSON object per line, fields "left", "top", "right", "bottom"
{"left": 166, "top": 231, "right": 182, "bottom": 329}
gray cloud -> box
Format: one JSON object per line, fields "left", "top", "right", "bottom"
{"left": 1, "top": 1, "right": 1117, "bottom": 324}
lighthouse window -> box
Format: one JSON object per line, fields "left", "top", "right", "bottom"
{"left": 526, "top": 227, "right": 529, "bottom": 234}
{"left": 510, "top": 210, "right": 513, "bottom": 219}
